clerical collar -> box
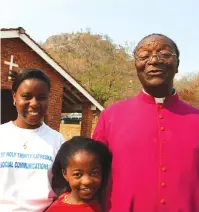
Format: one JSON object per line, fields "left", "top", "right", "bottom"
{"left": 142, "top": 89, "right": 176, "bottom": 104}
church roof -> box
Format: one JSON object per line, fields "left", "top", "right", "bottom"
{"left": 1, "top": 27, "right": 104, "bottom": 112}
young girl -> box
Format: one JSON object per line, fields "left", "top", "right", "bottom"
{"left": 46, "top": 136, "right": 112, "bottom": 212}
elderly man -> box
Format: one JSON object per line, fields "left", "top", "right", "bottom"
{"left": 93, "top": 34, "right": 199, "bottom": 212}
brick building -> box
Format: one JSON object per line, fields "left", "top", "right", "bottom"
{"left": 1, "top": 27, "right": 103, "bottom": 137}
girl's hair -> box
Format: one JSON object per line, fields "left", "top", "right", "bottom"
{"left": 51, "top": 136, "right": 112, "bottom": 197}
{"left": 12, "top": 68, "right": 51, "bottom": 93}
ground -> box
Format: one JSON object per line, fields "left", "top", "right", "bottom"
{"left": 59, "top": 123, "right": 96, "bottom": 140}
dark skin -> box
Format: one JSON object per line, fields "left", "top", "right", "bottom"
{"left": 62, "top": 151, "right": 102, "bottom": 204}
{"left": 135, "top": 35, "right": 179, "bottom": 98}
{"left": 13, "top": 79, "right": 49, "bottom": 129}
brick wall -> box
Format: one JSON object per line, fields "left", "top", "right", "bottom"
{"left": 1, "top": 38, "right": 64, "bottom": 131}
{"left": 80, "top": 102, "right": 93, "bottom": 137}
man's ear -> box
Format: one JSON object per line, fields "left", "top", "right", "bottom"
{"left": 174, "top": 58, "right": 179, "bottom": 74}
{"left": 62, "top": 169, "right": 68, "bottom": 181}
{"left": 176, "top": 58, "right": 180, "bottom": 72}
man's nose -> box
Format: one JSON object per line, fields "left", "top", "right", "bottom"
{"left": 148, "top": 54, "right": 160, "bottom": 64}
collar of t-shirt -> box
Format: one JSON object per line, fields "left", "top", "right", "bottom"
{"left": 142, "top": 89, "right": 176, "bottom": 104}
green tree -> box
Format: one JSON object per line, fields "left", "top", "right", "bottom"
{"left": 43, "top": 31, "right": 141, "bottom": 106}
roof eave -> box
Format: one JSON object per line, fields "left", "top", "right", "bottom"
{"left": 1, "top": 29, "right": 104, "bottom": 111}
{"left": 1, "top": 30, "right": 20, "bottom": 39}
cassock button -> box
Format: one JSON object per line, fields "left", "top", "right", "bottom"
{"left": 160, "top": 127, "right": 165, "bottom": 131}
{"left": 161, "top": 182, "right": 167, "bottom": 188}
{"left": 160, "top": 199, "right": 166, "bottom": 205}
{"left": 159, "top": 115, "right": 164, "bottom": 119}
{"left": 161, "top": 167, "right": 167, "bottom": 172}
{"left": 159, "top": 104, "right": 163, "bottom": 109}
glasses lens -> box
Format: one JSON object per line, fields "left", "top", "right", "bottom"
{"left": 136, "top": 52, "right": 150, "bottom": 61}
{"left": 136, "top": 51, "right": 175, "bottom": 62}
{"left": 159, "top": 52, "right": 173, "bottom": 60}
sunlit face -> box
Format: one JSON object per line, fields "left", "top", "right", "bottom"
{"left": 63, "top": 150, "right": 102, "bottom": 204}
{"left": 13, "top": 79, "right": 49, "bottom": 129}
{"left": 135, "top": 35, "right": 179, "bottom": 89}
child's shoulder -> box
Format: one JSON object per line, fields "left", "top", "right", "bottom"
{"left": 46, "top": 192, "right": 102, "bottom": 212}
{"left": 45, "top": 193, "right": 69, "bottom": 212}
{"left": 51, "top": 192, "right": 68, "bottom": 205}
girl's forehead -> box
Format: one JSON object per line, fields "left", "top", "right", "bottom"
{"left": 20, "top": 78, "right": 44, "bottom": 85}
{"left": 136, "top": 36, "right": 174, "bottom": 52}
{"left": 67, "top": 150, "right": 100, "bottom": 167}
{"left": 17, "top": 78, "right": 48, "bottom": 91}
{"left": 71, "top": 151, "right": 98, "bottom": 162}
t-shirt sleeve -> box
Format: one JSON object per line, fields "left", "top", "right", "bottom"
{"left": 55, "top": 133, "right": 65, "bottom": 155}
{"left": 92, "top": 110, "right": 108, "bottom": 145}
{"left": 59, "top": 134, "right": 65, "bottom": 145}
{"left": 52, "top": 133, "right": 65, "bottom": 160}
{"left": 47, "top": 133, "right": 66, "bottom": 200}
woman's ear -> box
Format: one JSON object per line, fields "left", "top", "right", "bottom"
{"left": 62, "top": 169, "right": 68, "bottom": 181}
{"left": 13, "top": 92, "right": 16, "bottom": 106}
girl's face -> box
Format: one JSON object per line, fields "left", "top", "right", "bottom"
{"left": 63, "top": 150, "right": 102, "bottom": 204}
{"left": 13, "top": 78, "right": 49, "bottom": 129}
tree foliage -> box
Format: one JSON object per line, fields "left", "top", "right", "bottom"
{"left": 43, "top": 31, "right": 141, "bottom": 106}
{"left": 175, "top": 74, "right": 199, "bottom": 108}
{"left": 43, "top": 30, "right": 199, "bottom": 109}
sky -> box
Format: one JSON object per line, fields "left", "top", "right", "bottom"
{"left": 1, "top": 0, "right": 199, "bottom": 78}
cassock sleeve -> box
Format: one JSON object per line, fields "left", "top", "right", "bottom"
{"left": 92, "top": 110, "right": 108, "bottom": 146}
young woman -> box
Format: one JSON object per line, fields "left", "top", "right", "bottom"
{"left": 0, "top": 68, "right": 65, "bottom": 211}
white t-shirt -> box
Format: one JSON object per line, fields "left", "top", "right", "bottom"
{"left": 0, "top": 121, "right": 65, "bottom": 212}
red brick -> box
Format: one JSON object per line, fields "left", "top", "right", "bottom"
{"left": 80, "top": 102, "right": 93, "bottom": 137}
{"left": 1, "top": 38, "right": 64, "bottom": 131}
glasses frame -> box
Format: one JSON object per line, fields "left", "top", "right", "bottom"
{"left": 135, "top": 52, "right": 177, "bottom": 63}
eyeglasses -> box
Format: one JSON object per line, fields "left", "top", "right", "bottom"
{"left": 135, "top": 51, "right": 177, "bottom": 63}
